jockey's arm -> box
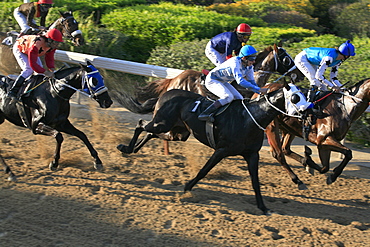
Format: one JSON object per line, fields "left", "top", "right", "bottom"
{"left": 315, "top": 56, "right": 334, "bottom": 88}
{"left": 27, "top": 47, "right": 46, "bottom": 73}
{"left": 39, "top": 10, "right": 49, "bottom": 27}
{"left": 45, "top": 49, "right": 56, "bottom": 70}
{"left": 330, "top": 64, "right": 343, "bottom": 87}
{"left": 233, "top": 65, "right": 260, "bottom": 93}
{"left": 26, "top": 7, "right": 39, "bottom": 29}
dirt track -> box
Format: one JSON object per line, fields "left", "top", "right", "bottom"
{"left": 0, "top": 99, "right": 369, "bottom": 246}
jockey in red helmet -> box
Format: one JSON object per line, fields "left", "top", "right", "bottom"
{"left": 205, "top": 23, "right": 253, "bottom": 66}
{"left": 14, "top": 0, "right": 53, "bottom": 36}
{"left": 7, "top": 28, "right": 62, "bottom": 100}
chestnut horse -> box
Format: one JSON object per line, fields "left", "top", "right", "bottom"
{"left": 265, "top": 78, "right": 370, "bottom": 189}
{"left": 0, "top": 11, "right": 84, "bottom": 76}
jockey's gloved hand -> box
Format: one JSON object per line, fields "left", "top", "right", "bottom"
{"left": 258, "top": 88, "right": 269, "bottom": 95}
{"left": 44, "top": 70, "right": 55, "bottom": 78}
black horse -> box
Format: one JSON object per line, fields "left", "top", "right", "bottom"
{"left": 0, "top": 61, "right": 113, "bottom": 181}
{"left": 117, "top": 82, "right": 307, "bottom": 215}
{"left": 0, "top": 11, "right": 84, "bottom": 76}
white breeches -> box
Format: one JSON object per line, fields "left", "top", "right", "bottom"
{"left": 13, "top": 42, "right": 43, "bottom": 79}
{"left": 14, "top": 7, "right": 36, "bottom": 33}
{"left": 205, "top": 41, "right": 227, "bottom": 66}
{"left": 204, "top": 78, "right": 243, "bottom": 106}
{"left": 295, "top": 51, "right": 327, "bottom": 90}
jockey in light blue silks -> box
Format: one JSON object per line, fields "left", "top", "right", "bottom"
{"left": 198, "top": 45, "right": 268, "bottom": 122}
{"left": 294, "top": 40, "right": 356, "bottom": 106}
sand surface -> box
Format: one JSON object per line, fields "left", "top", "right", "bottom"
{"left": 0, "top": 96, "right": 369, "bottom": 247}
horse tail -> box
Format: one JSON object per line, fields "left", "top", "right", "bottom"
{"left": 135, "top": 78, "right": 171, "bottom": 102}
{"left": 111, "top": 90, "right": 157, "bottom": 114}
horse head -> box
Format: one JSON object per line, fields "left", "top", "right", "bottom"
{"left": 49, "top": 11, "right": 85, "bottom": 46}
{"left": 80, "top": 61, "right": 113, "bottom": 108}
{"left": 254, "top": 42, "right": 304, "bottom": 86}
{"left": 54, "top": 61, "right": 112, "bottom": 108}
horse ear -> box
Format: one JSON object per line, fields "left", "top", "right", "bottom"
{"left": 79, "top": 63, "right": 87, "bottom": 69}
{"left": 278, "top": 40, "right": 283, "bottom": 48}
{"left": 59, "top": 10, "right": 64, "bottom": 17}
{"left": 282, "top": 78, "right": 290, "bottom": 90}
{"left": 86, "top": 61, "right": 93, "bottom": 66}
{"left": 273, "top": 43, "right": 278, "bottom": 53}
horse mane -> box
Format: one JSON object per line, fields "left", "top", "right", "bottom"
{"left": 55, "top": 66, "right": 81, "bottom": 80}
{"left": 254, "top": 46, "right": 273, "bottom": 71}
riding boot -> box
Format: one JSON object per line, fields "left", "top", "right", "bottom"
{"left": 198, "top": 100, "right": 222, "bottom": 122}
{"left": 7, "top": 75, "right": 25, "bottom": 100}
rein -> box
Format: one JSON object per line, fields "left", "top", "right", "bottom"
{"left": 241, "top": 93, "right": 302, "bottom": 131}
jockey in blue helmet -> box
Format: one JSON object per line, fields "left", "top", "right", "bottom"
{"left": 294, "top": 40, "right": 356, "bottom": 106}
{"left": 198, "top": 45, "right": 268, "bottom": 122}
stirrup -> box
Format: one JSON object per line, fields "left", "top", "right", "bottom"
{"left": 198, "top": 113, "right": 215, "bottom": 122}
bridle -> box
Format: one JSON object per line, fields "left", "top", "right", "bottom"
{"left": 49, "top": 15, "right": 82, "bottom": 42}
{"left": 51, "top": 67, "right": 108, "bottom": 100}
{"left": 255, "top": 47, "right": 297, "bottom": 82}
{"left": 241, "top": 87, "right": 303, "bottom": 131}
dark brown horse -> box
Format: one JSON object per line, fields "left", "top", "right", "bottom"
{"left": 0, "top": 61, "right": 113, "bottom": 181}
{"left": 117, "top": 81, "right": 307, "bottom": 215}
{"left": 113, "top": 43, "right": 304, "bottom": 154}
{"left": 0, "top": 11, "right": 84, "bottom": 76}
{"left": 264, "top": 78, "right": 370, "bottom": 188}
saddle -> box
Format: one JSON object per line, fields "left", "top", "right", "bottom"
{"left": 190, "top": 98, "right": 233, "bottom": 148}
{"left": 6, "top": 75, "right": 42, "bottom": 108}
{"left": 1, "top": 31, "right": 19, "bottom": 48}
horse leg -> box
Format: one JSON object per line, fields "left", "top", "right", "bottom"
{"left": 281, "top": 133, "right": 322, "bottom": 173}
{"left": 52, "top": 120, "right": 103, "bottom": 170}
{"left": 0, "top": 154, "right": 17, "bottom": 182}
{"left": 34, "top": 123, "right": 63, "bottom": 171}
{"left": 266, "top": 122, "right": 308, "bottom": 190}
{"left": 117, "top": 120, "right": 147, "bottom": 154}
{"left": 242, "top": 152, "right": 271, "bottom": 215}
{"left": 184, "top": 148, "right": 226, "bottom": 192}
{"left": 318, "top": 136, "right": 353, "bottom": 184}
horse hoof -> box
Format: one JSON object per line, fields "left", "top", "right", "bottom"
{"left": 326, "top": 174, "right": 334, "bottom": 185}
{"left": 49, "top": 162, "right": 58, "bottom": 171}
{"left": 117, "top": 144, "right": 130, "bottom": 154}
{"left": 263, "top": 209, "right": 273, "bottom": 216}
{"left": 94, "top": 163, "right": 103, "bottom": 171}
{"left": 7, "top": 175, "right": 17, "bottom": 182}
{"left": 305, "top": 166, "right": 314, "bottom": 175}
{"left": 298, "top": 183, "right": 308, "bottom": 190}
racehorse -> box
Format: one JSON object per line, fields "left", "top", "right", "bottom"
{"left": 112, "top": 42, "right": 304, "bottom": 155}
{"left": 0, "top": 61, "right": 113, "bottom": 181}
{"left": 116, "top": 82, "right": 308, "bottom": 215}
{"left": 264, "top": 78, "right": 370, "bottom": 187}
{"left": 0, "top": 11, "right": 84, "bottom": 76}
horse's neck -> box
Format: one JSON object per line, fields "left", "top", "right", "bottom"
{"left": 53, "top": 73, "right": 82, "bottom": 99}
{"left": 246, "top": 90, "right": 285, "bottom": 127}
{"left": 49, "top": 19, "right": 62, "bottom": 31}
{"left": 342, "top": 87, "right": 370, "bottom": 122}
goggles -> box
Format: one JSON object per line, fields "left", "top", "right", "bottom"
{"left": 245, "top": 56, "right": 256, "bottom": 61}
{"left": 238, "top": 33, "right": 251, "bottom": 39}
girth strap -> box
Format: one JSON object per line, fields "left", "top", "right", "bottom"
{"left": 205, "top": 121, "right": 216, "bottom": 149}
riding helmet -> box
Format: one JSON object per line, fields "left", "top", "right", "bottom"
{"left": 236, "top": 23, "right": 252, "bottom": 34}
{"left": 338, "top": 40, "right": 356, "bottom": 56}
{"left": 38, "top": 0, "right": 53, "bottom": 4}
{"left": 238, "top": 45, "right": 258, "bottom": 58}
{"left": 45, "top": 29, "right": 63, "bottom": 42}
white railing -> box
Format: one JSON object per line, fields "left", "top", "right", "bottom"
{"left": 55, "top": 50, "right": 184, "bottom": 79}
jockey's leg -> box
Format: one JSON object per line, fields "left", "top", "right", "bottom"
{"left": 7, "top": 75, "right": 25, "bottom": 99}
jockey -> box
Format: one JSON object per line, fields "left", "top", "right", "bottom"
{"left": 295, "top": 40, "right": 356, "bottom": 104}
{"left": 198, "top": 45, "right": 268, "bottom": 122}
{"left": 8, "top": 28, "right": 63, "bottom": 99}
{"left": 205, "top": 23, "right": 252, "bottom": 66}
{"left": 14, "top": 0, "right": 53, "bottom": 36}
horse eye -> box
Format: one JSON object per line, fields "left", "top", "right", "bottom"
{"left": 291, "top": 94, "right": 300, "bottom": 104}
{"left": 283, "top": 57, "right": 291, "bottom": 66}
